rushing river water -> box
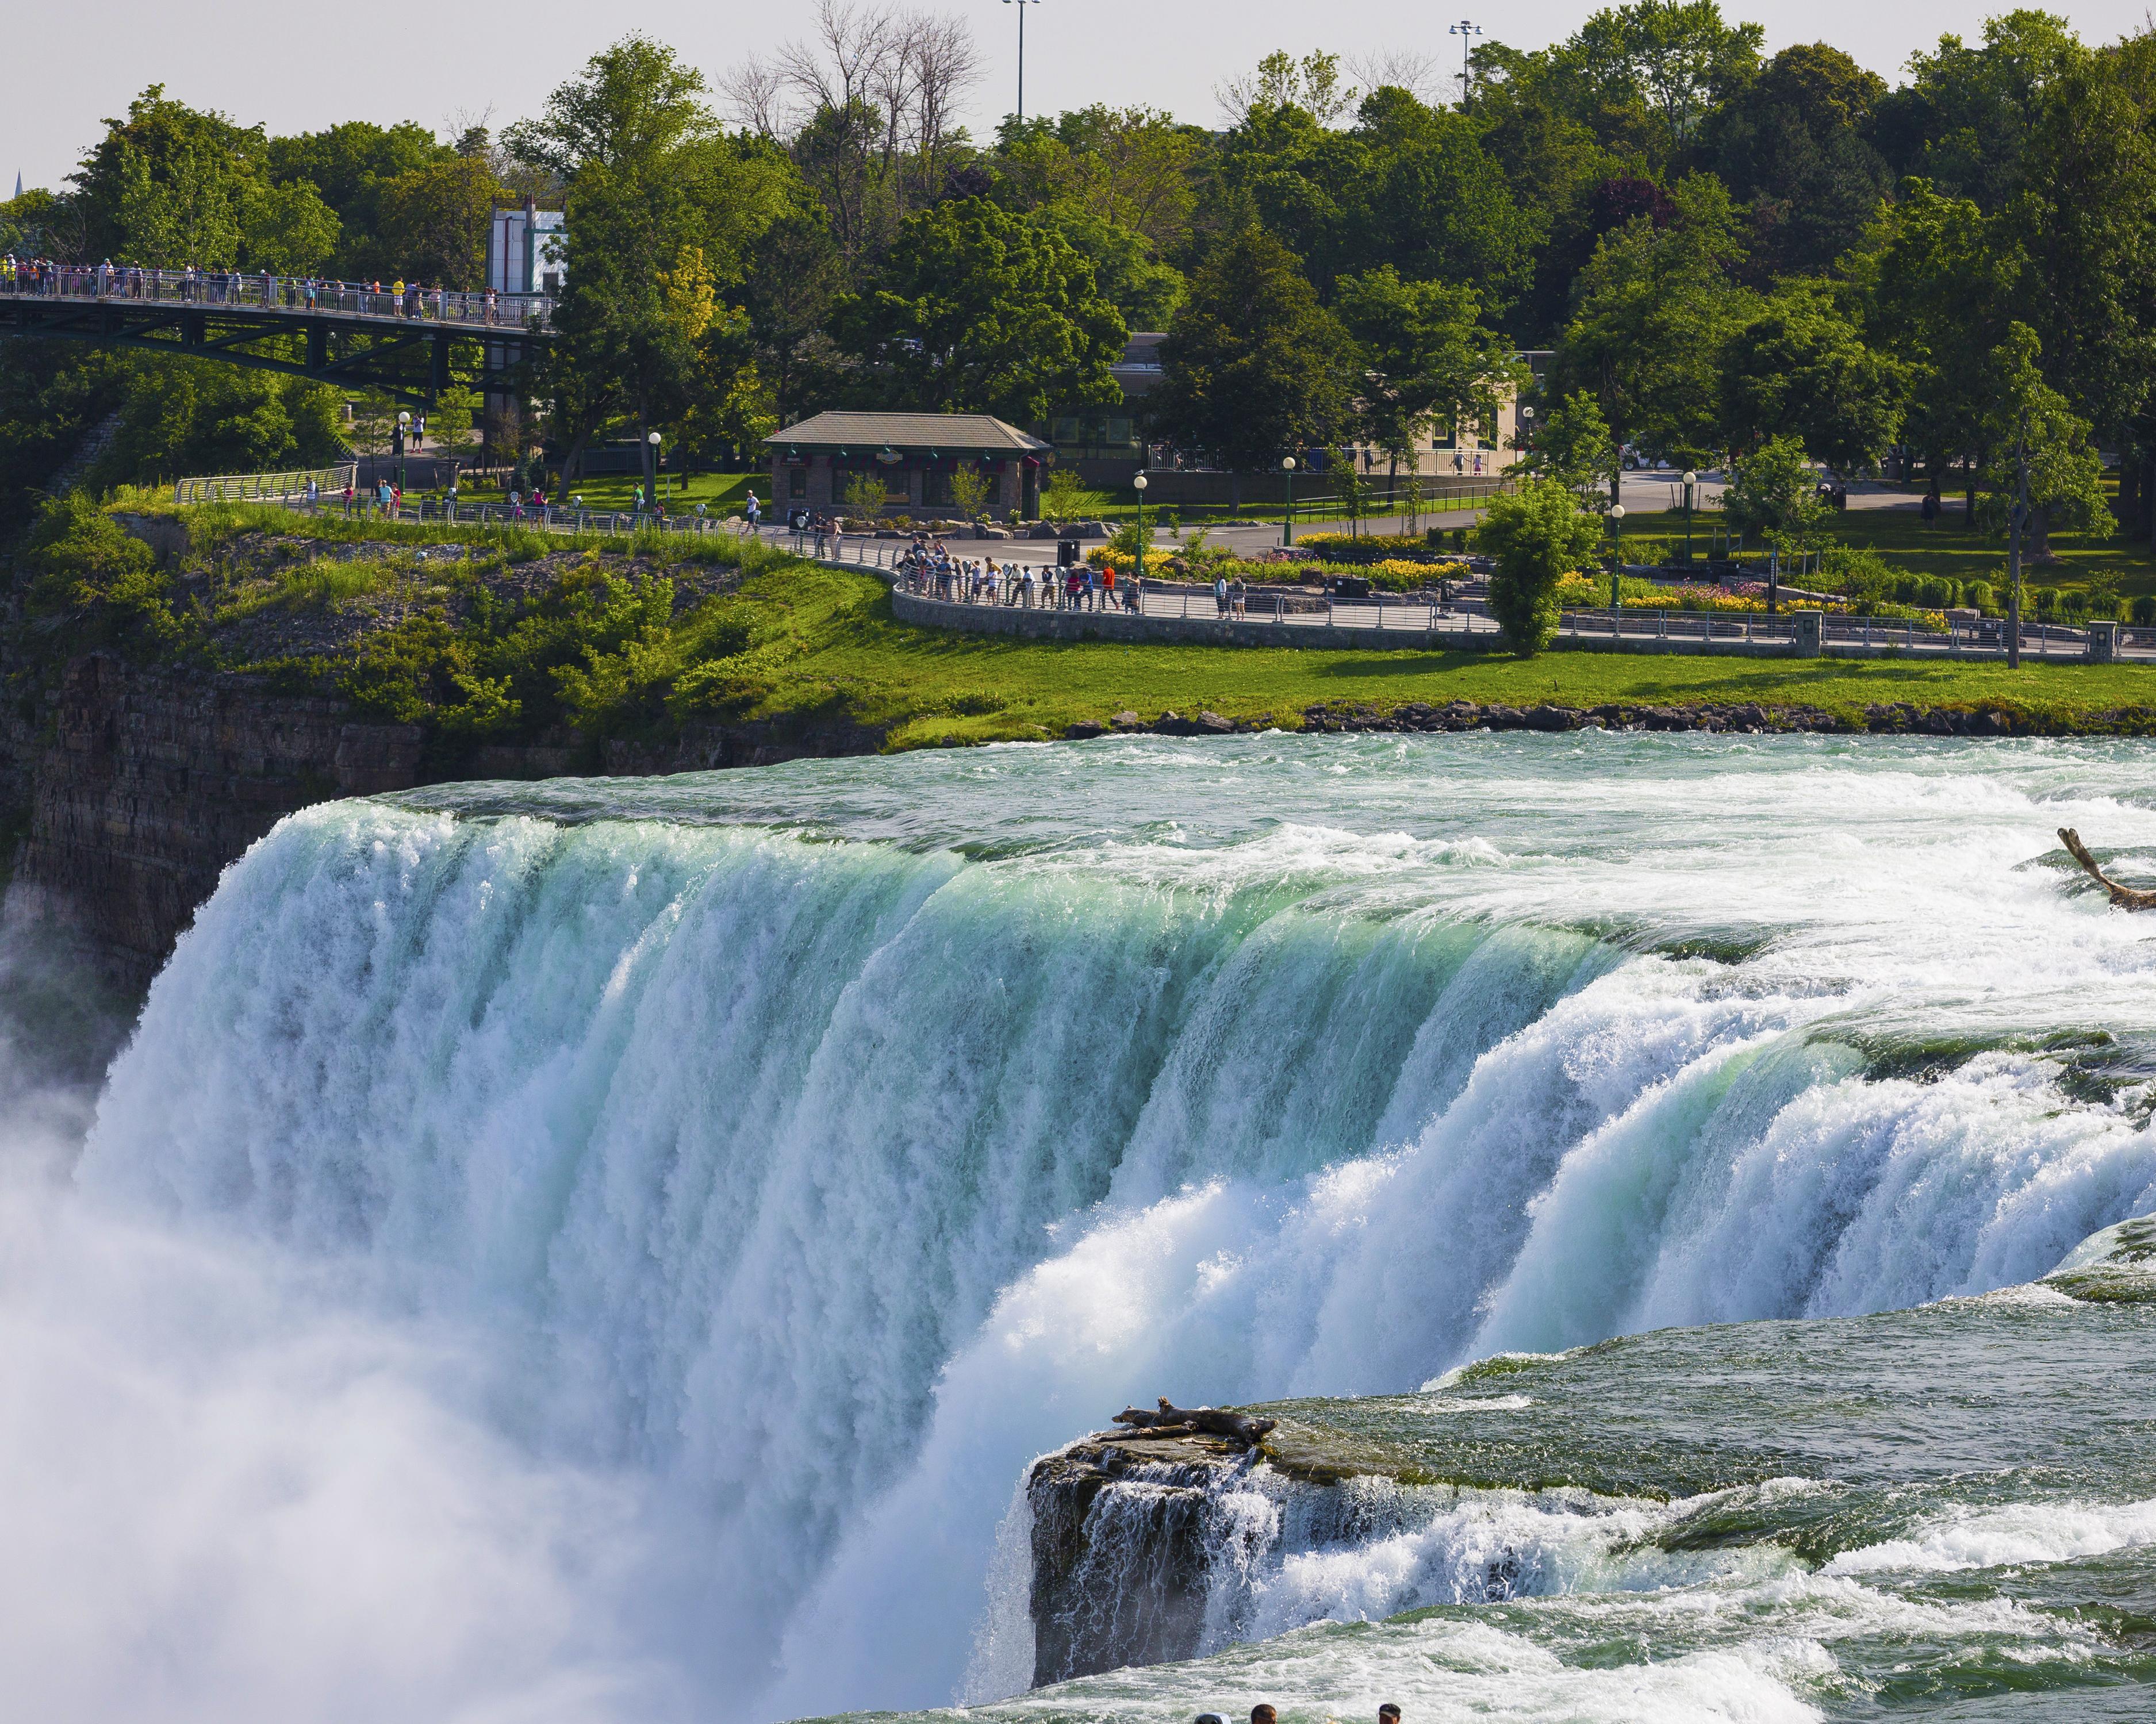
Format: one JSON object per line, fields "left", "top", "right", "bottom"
{"left": 7, "top": 732, "right": 2156, "bottom": 1722}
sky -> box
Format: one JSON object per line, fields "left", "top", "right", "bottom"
{"left": 6, "top": 0, "right": 2155, "bottom": 198}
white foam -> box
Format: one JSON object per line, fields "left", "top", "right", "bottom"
{"left": 1827, "top": 1499, "right": 2156, "bottom": 1576}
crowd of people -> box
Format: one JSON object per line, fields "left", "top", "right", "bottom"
{"left": 897, "top": 532, "right": 1145, "bottom": 613}
{"left": 1195, "top": 1703, "right": 1403, "bottom": 1723}
{"left": 0, "top": 256, "right": 522, "bottom": 324}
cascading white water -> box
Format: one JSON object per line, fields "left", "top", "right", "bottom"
{"left": 57, "top": 734, "right": 2156, "bottom": 1719}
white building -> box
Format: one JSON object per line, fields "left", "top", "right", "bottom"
{"left": 487, "top": 199, "right": 566, "bottom": 297}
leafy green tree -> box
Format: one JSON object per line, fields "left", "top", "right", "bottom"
{"left": 112, "top": 139, "right": 243, "bottom": 267}
{"left": 238, "top": 179, "right": 340, "bottom": 274}
{"left": 370, "top": 155, "right": 500, "bottom": 287}
{"left": 834, "top": 197, "right": 1126, "bottom": 422}
{"left": 1514, "top": 390, "right": 1618, "bottom": 498}
{"left": 1880, "top": 11, "right": 2086, "bottom": 208}
{"left": 1545, "top": 1, "right": 1764, "bottom": 173}
{"left": 1850, "top": 180, "right": 2021, "bottom": 514}
{"left": 510, "top": 35, "right": 794, "bottom": 489}
{"left": 1154, "top": 228, "right": 1350, "bottom": 508}
{"left": 1333, "top": 266, "right": 1510, "bottom": 482}
{"left": 1718, "top": 279, "right": 1904, "bottom": 473}
{"left": 1026, "top": 204, "right": 1184, "bottom": 329}
{"left": 1978, "top": 323, "right": 2109, "bottom": 561}
{"left": 70, "top": 86, "right": 267, "bottom": 260}
{"left": 264, "top": 119, "right": 456, "bottom": 278}
{"left": 1708, "top": 43, "right": 1893, "bottom": 277}
{"left": 1552, "top": 173, "right": 1757, "bottom": 470}
{"left": 1720, "top": 433, "right": 1829, "bottom": 556}
{"left": 992, "top": 106, "right": 1203, "bottom": 256}
{"left": 1476, "top": 478, "right": 1605, "bottom": 651}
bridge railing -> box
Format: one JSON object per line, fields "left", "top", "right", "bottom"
{"left": 175, "top": 464, "right": 359, "bottom": 505}
{"left": 3, "top": 265, "right": 553, "bottom": 333}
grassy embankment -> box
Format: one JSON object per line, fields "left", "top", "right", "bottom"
{"left": 28, "top": 496, "right": 2156, "bottom": 756}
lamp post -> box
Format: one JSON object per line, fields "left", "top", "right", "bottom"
{"left": 1608, "top": 502, "right": 1626, "bottom": 613}
{"left": 1132, "top": 472, "right": 1148, "bottom": 583}
{"left": 1282, "top": 455, "right": 1297, "bottom": 546}
{"left": 396, "top": 409, "right": 411, "bottom": 496}
{"left": 647, "top": 430, "right": 662, "bottom": 509}
{"left": 1681, "top": 470, "right": 1697, "bottom": 565}
{"left": 1004, "top": 0, "right": 1041, "bottom": 125}
{"left": 1448, "top": 19, "right": 1482, "bottom": 105}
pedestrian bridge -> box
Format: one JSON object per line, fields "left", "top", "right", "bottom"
{"left": 0, "top": 266, "right": 554, "bottom": 406}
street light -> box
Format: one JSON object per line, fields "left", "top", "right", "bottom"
{"left": 1608, "top": 502, "right": 1626, "bottom": 612}
{"left": 1132, "top": 471, "right": 1148, "bottom": 584}
{"left": 1004, "top": 0, "right": 1041, "bottom": 125}
{"left": 1448, "top": 19, "right": 1482, "bottom": 105}
{"left": 1681, "top": 469, "right": 1697, "bottom": 565}
{"left": 1282, "top": 455, "right": 1297, "bottom": 547}
{"left": 396, "top": 409, "right": 411, "bottom": 496}
{"left": 647, "top": 429, "right": 662, "bottom": 509}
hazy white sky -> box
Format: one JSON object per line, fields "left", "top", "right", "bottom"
{"left": 7, "top": 0, "right": 2153, "bottom": 198}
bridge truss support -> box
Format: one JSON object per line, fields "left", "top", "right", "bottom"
{"left": 0, "top": 295, "right": 543, "bottom": 411}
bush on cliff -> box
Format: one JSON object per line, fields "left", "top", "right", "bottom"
{"left": 1475, "top": 481, "right": 1603, "bottom": 654}
{"left": 21, "top": 494, "right": 180, "bottom": 655}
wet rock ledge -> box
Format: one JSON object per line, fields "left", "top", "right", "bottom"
{"left": 1026, "top": 1399, "right": 1416, "bottom": 1689}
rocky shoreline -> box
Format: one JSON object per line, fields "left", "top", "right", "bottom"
{"left": 1069, "top": 697, "right": 2156, "bottom": 740}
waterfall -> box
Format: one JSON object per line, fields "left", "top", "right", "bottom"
{"left": 61, "top": 737, "right": 2156, "bottom": 1718}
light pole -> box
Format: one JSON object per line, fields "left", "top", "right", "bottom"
{"left": 1132, "top": 471, "right": 1148, "bottom": 584}
{"left": 1004, "top": 0, "right": 1041, "bottom": 125}
{"left": 1282, "top": 455, "right": 1297, "bottom": 546}
{"left": 1448, "top": 20, "right": 1482, "bottom": 105}
{"left": 647, "top": 430, "right": 662, "bottom": 510}
{"left": 396, "top": 410, "right": 410, "bottom": 497}
{"left": 1681, "top": 469, "right": 1697, "bottom": 565}
{"left": 1608, "top": 502, "right": 1626, "bottom": 613}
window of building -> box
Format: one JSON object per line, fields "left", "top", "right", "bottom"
{"left": 789, "top": 467, "right": 807, "bottom": 498}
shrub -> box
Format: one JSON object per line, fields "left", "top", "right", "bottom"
{"left": 1917, "top": 577, "right": 1957, "bottom": 609}
{"left": 1964, "top": 580, "right": 1994, "bottom": 613}
{"left": 1475, "top": 480, "right": 1603, "bottom": 654}
{"left": 2133, "top": 594, "right": 2156, "bottom": 626}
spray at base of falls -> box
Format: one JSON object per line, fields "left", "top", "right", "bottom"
{"left": 52, "top": 737, "right": 2156, "bottom": 1718}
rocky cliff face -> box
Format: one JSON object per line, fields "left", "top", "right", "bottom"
{"left": 9, "top": 650, "right": 887, "bottom": 990}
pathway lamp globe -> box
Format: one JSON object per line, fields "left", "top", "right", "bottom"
{"left": 1681, "top": 471, "right": 1697, "bottom": 565}
{"left": 1608, "top": 502, "right": 1626, "bottom": 612}
{"left": 1282, "top": 456, "right": 1298, "bottom": 547}
{"left": 1132, "top": 472, "right": 1148, "bottom": 582}
{"left": 647, "top": 430, "right": 663, "bottom": 504}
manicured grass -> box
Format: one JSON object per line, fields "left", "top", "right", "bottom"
{"left": 717, "top": 564, "right": 2156, "bottom": 747}
{"left": 1615, "top": 504, "right": 2155, "bottom": 596}
{"left": 544, "top": 471, "right": 756, "bottom": 511}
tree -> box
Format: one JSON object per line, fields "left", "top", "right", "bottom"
{"left": 1718, "top": 279, "right": 1903, "bottom": 473}
{"left": 238, "top": 179, "right": 340, "bottom": 274}
{"left": 1720, "top": 433, "right": 1828, "bottom": 556}
{"left": 1514, "top": 390, "right": 1617, "bottom": 498}
{"left": 1333, "top": 266, "right": 1510, "bottom": 483}
{"left": 833, "top": 196, "right": 1126, "bottom": 422}
{"left": 1551, "top": 173, "right": 1757, "bottom": 471}
{"left": 1546, "top": 1, "right": 1764, "bottom": 173}
{"left": 1026, "top": 204, "right": 1184, "bottom": 330}
{"left": 1154, "top": 228, "right": 1350, "bottom": 508}
{"left": 1850, "top": 180, "right": 2022, "bottom": 516}
{"left": 371, "top": 155, "right": 501, "bottom": 287}
{"left": 510, "top": 35, "right": 795, "bottom": 487}
{"left": 1476, "top": 478, "right": 1605, "bottom": 652}
{"left": 1978, "top": 323, "right": 2109, "bottom": 562}
{"left": 1708, "top": 43, "right": 1893, "bottom": 277}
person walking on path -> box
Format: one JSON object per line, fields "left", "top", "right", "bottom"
{"left": 745, "top": 490, "right": 761, "bottom": 528}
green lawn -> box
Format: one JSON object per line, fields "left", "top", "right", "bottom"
{"left": 721, "top": 565, "right": 2156, "bottom": 747}
{"left": 1614, "top": 502, "right": 2155, "bottom": 597}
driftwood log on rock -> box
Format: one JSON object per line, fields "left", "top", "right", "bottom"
{"left": 2059, "top": 828, "right": 2156, "bottom": 910}
{"left": 1111, "top": 1397, "right": 1278, "bottom": 1446}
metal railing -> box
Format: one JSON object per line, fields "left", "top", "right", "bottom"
{"left": 175, "top": 464, "right": 358, "bottom": 504}
{"left": 2, "top": 264, "right": 554, "bottom": 332}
